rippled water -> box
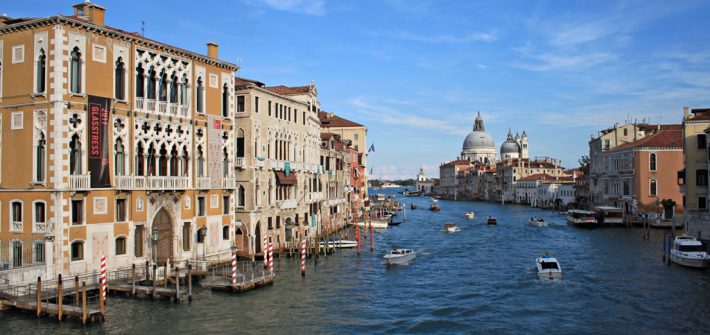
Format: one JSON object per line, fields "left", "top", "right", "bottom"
{"left": 2, "top": 187, "right": 709, "bottom": 334}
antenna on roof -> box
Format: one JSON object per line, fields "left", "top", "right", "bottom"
{"left": 141, "top": 20, "right": 145, "bottom": 36}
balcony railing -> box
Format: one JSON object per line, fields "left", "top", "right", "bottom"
{"left": 222, "top": 178, "right": 236, "bottom": 189}
{"left": 32, "top": 222, "right": 47, "bottom": 234}
{"left": 158, "top": 101, "right": 167, "bottom": 114}
{"left": 10, "top": 221, "right": 23, "bottom": 233}
{"left": 170, "top": 104, "right": 178, "bottom": 115}
{"left": 136, "top": 97, "right": 144, "bottom": 110}
{"left": 180, "top": 105, "right": 189, "bottom": 117}
{"left": 235, "top": 157, "right": 245, "bottom": 169}
{"left": 279, "top": 199, "right": 298, "bottom": 209}
{"left": 68, "top": 173, "right": 91, "bottom": 191}
{"left": 115, "top": 175, "right": 134, "bottom": 190}
{"left": 291, "top": 162, "right": 304, "bottom": 171}
{"left": 146, "top": 176, "right": 190, "bottom": 190}
{"left": 197, "top": 177, "right": 211, "bottom": 189}
{"left": 307, "top": 192, "right": 324, "bottom": 202}
{"left": 146, "top": 99, "right": 156, "bottom": 112}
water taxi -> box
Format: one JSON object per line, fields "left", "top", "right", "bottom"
{"left": 529, "top": 217, "right": 547, "bottom": 227}
{"left": 594, "top": 206, "right": 624, "bottom": 226}
{"left": 319, "top": 238, "right": 359, "bottom": 249}
{"left": 443, "top": 223, "right": 460, "bottom": 232}
{"left": 430, "top": 199, "right": 440, "bottom": 212}
{"left": 536, "top": 255, "right": 562, "bottom": 280}
{"left": 670, "top": 235, "right": 710, "bottom": 268}
{"left": 465, "top": 211, "right": 475, "bottom": 219}
{"left": 384, "top": 249, "right": 416, "bottom": 265}
{"left": 566, "top": 209, "right": 598, "bottom": 227}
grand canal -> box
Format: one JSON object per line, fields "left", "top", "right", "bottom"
{"left": 1, "top": 187, "right": 709, "bottom": 334}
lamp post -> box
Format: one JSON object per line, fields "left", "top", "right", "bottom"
{"left": 151, "top": 225, "right": 159, "bottom": 265}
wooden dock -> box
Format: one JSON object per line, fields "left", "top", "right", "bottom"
{"left": 203, "top": 264, "right": 274, "bottom": 294}
{"left": 5, "top": 300, "right": 103, "bottom": 323}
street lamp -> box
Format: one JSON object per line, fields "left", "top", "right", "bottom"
{"left": 151, "top": 225, "right": 159, "bottom": 265}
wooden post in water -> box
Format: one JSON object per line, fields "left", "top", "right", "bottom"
{"left": 152, "top": 264, "right": 157, "bottom": 300}
{"left": 175, "top": 266, "right": 180, "bottom": 303}
{"left": 356, "top": 226, "right": 360, "bottom": 255}
{"left": 75, "top": 276, "right": 79, "bottom": 306}
{"left": 163, "top": 263, "right": 168, "bottom": 288}
{"left": 81, "top": 281, "right": 87, "bottom": 326}
{"left": 36, "top": 277, "right": 42, "bottom": 318}
{"left": 370, "top": 223, "right": 374, "bottom": 252}
{"left": 187, "top": 264, "right": 193, "bottom": 302}
{"left": 131, "top": 264, "right": 136, "bottom": 297}
{"left": 57, "top": 274, "right": 63, "bottom": 321}
{"left": 145, "top": 261, "right": 150, "bottom": 281}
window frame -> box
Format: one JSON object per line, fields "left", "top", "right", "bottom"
{"left": 70, "top": 240, "right": 84, "bottom": 261}
{"left": 115, "top": 236, "right": 127, "bottom": 255}
{"left": 649, "top": 179, "right": 657, "bottom": 197}
{"left": 32, "top": 200, "right": 46, "bottom": 233}
{"left": 71, "top": 198, "right": 84, "bottom": 225}
{"left": 10, "top": 200, "right": 23, "bottom": 233}
{"left": 649, "top": 152, "right": 657, "bottom": 172}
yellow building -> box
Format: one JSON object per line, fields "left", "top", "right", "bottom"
{"left": 0, "top": 2, "right": 240, "bottom": 282}
{"left": 681, "top": 107, "right": 710, "bottom": 240}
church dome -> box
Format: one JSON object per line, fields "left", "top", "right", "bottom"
{"left": 500, "top": 129, "right": 520, "bottom": 154}
{"left": 462, "top": 112, "right": 495, "bottom": 151}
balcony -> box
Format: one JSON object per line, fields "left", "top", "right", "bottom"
{"left": 196, "top": 177, "right": 211, "bottom": 189}
{"left": 32, "top": 222, "right": 48, "bottom": 234}
{"left": 136, "top": 97, "right": 144, "bottom": 110}
{"left": 291, "top": 162, "right": 304, "bottom": 171}
{"left": 146, "top": 99, "right": 156, "bottom": 112}
{"left": 222, "top": 178, "right": 236, "bottom": 189}
{"left": 235, "top": 157, "right": 245, "bottom": 169}
{"left": 158, "top": 101, "right": 167, "bottom": 114}
{"left": 170, "top": 104, "right": 178, "bottom": 115}
{"left": 180, "top": 105, "right": 189, "bottom": 117}
{"left": 307, "top": 192, "right": 324, "bottom": 202}
{"left": 279, "top": 199, "right": 298, "bottom": 209}
{"left": 68, "top": 173, "right": 91, "bottom": 191}
{"left": 10, "top": 221, "right": 23, "bottom": 233}
{"left": 115, "top": 175, "right": 134, "bottom": 190}
{"left": 146, "top": 176, "right": 190, "bottom": 190}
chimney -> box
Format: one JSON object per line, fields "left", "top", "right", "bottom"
{"left": 207, "top": 42, "right": 219, "bottom": 59}
{"left": 73, "top": 1, "right": 106, "bottom": 26}
{"left": 683, "top": 106, "right": 689, "bottom": 119}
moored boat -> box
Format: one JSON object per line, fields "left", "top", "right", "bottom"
{"left": 319, "top": 238, "right": 358, "bottom": 249}
{"left": 411, "top": 203, "right": 417, "bottom": 210}
{"left": 566, "top": 209, "right": 598, "bottom": 227}
{"left": 443, "top": 223, "right": 459, "bottom": 232}
{"left": 670, "top": 235, "right": 710, "bottom": 268}
{"left": 465, "top": 211, "right": 475, "bottom": 220}
{"left": 486, "top": 216, "right": 497, "bottom": 225}
{"left": 529, "top": 216, "right": 548, "bottom": 227}
{"left": 536, "top": 254, "right": 562, "bottom": 280}
{"left": 384, "top": 249, "right": 416, "bottom": 265}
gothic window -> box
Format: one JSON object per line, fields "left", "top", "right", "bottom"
{"left": 196, "top": 77, "right": 204, "bottom": 113}
{"left": 115, "top": 138, "right": 125, "bottom": 175}
{"left": 147, "top": 144, "right": 156, "bottom": 176}
{"left": 135, "top": 64, "right": 145, "bottom": 98}
{"left": 222, "top": 147, "right": 229, "bottom": 177}
{"left": 170, "top": 146, "right": 179, "bottom": 176}
{"left": 180, "top": 74, "right": 188, "bottom": 105}
{"left": 181, "top": 146, "right": 190, "bottom": 176}
{"left": 147, "top": 66, "right": 156, "bottom": 100}
{"left": 136, "top": 142, "right": 145, "bottom": 176}
{"left": 222, "top": 84, "right": 230, "bottom": 117}
{"left": 159, "top": 71, "right": 168, "bottom": 102}
{"left": 36, "top": 133, "right": 46, "bottom": 182}
{"left": 236, "top": 129, "right": 245, "bottom": 158}
{"left": 36, "top": 49, "right": 46, "bottom": 93}
{"left": 69, "top": 134, "right": 82, "bottom": 175}
{"left": 170, "top": 74, "right": 178, "bottom": 103}
{"left": 70, "top": 47, "right": 82, "bottom": 94}
{"left": 159, "top": 144, "right": 168, "bottom": 176}
{"left": 196, "top": 146, "right": 205, "bottom": 177}
{"left": 238, "top": 185, "right": 245, "bottom": 207}
{"left": 649, "top": 153, "right": 657, "bottom": 171}
{"left": 650, "top": 179, "right": 657, "bottom": 197}
{"left": 115, "top": 58, "right": 125, "bottom": 100}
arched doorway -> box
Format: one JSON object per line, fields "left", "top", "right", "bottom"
{"left": 254, "top": 221, "right": 262, "bottom": 254}
{"left": 153, "top": 208, "right": 173, "bottom": 265}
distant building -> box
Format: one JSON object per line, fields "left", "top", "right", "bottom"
{"left": 319, "top": 112, "right": 368, "bottom": 201}
{"left": 681, "top": 107, "right": 710, "bottom": 240}
{"left": 414, "top": 167, "right": 436, "bottom": 194}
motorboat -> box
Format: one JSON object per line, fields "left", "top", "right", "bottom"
{"left": 443, "top": 223, "right": 459, "bottom": 233}
{"left": 384, "top": 249, "right": 416, "bottom": 265}
{"left": 670, "top": 235, "right": 710, "bottom": 268}
{"left": 356, "top": 217, "right": 389, "bottom": 229}
{"left": 411, "top": 203, "right": 417, "bottom": 210}
{"left": 529, "top": 217, "right": 548, "bottom": 227}
{"left": 319, "top": 238, "right": 358, "bottom": 249}
{"left": 536, "top": 254, "right": 562, "bottom": 280}
{"left": 486, "top": 216, "right": 497, "bottom": 225}
{"left": 430, "top": 199, "right": 440, "bottom": 212}
{"left": 566, "top": 209, "right": 598, "bottom": 227}
{"left": 465, "top": 211, "right": 475, "bottom": 220}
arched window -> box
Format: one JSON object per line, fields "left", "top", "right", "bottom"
{"left": 115, "top": 58, "right": 125, "bottom": 100}
{"left": 170, "top": 146, "right": 178, "bottom": 176}
{"left": 70, "top": 47, "right": 82, "bottom": 93}
{"left": 222, "top": 226, "right": 230, "bottom": 240}
{"left": 136, "top": 142, "right": 145, "bottom": 176}
{"left": 10, "top": 201, "right": 23, "bottom": 232}
{"left": 181, "top": 146, "right": 190, "bottom": 176}
{"left": 115, "top": 139, "right": 125, "bottom": 175}
{"left": 158, "top": 70, "right": 167, "bottom": 102}
{"left": 649, "top": 153, "right": 657, "bottom": 171}
{"left": 623, "top": 128, "right": 628, "bottom": 136}
{"left": 236, "top": 129, "right": 245, "bottom": 158}
{"left": 180, "top": 74, "right": 188, "bottom": 105}
{"left": 115, "top": 236, "right": 126, "bottom": 255}
{"left": 147, "top": 144, "right": 156, "bottom": 176}
{"left": 159, "top": 144, "right": 168, "bottom": 176}
{"left": 196, "top": 77, "right": 204, "bottom": 113}
{"left": 36, "top": 49, "right": 46, "bottom": 93}
{"left": 196, "top": 146, "right": 204, "bottom": 177}
{"left": 222, "top": 147, "right": 229, "bottom": 177}
{"left": 650, "top": 179, "right": 657, "bottom": 196}
{"left": 36, "top": 133, "right": 46, "bottom": 182}
{"left": 71, "top": 240, "right": 84, "bottom": 261}
{"left": 170, "top": 74, "right": 178, "bottom": 103}
{"left": 222, "top": 83, "right": 229, "bottom": 117}
{"left": 135, "top": 64, "right": 145, "bottom": 98}
{"left": 147, "top": 66, "right": 156, "bottom": 100}
{"left": 69, "top": 134, "right": 82, "bottom": 175}
{"left": 238, "top": 185, "right": 245, "bottom": 207}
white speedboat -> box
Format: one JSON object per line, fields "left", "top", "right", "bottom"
{"left": 384, "top": 249, "right": 416, "bottom": 265}
{"left": 356, "top": 219, "right": 389, "bottom": 229}
{"left": 319, "top": 238, "right": 358, "bottom": 249}
{"left": 443, "top": 223, "right": 459, "bottom": 233}
{"left": 529, "top": 217, "right": 548, "bottom": 227}
{"left": 536, "top": 255, "right": 562, "bottom": 280}
{"left": 670, "top": 235, "right": 710, "bottom": 268}
{"left": 465, "top": 211, "right": 475, "bottom": 220}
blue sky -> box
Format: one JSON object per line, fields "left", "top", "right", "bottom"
{"left": 7, "top": 0, "right": 710, "bottom": 179}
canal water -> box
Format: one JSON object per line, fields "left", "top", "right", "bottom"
{"left": 1, "top": 187, "right": 709, "bottom": 334}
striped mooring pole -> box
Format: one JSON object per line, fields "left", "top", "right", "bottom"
{"left": 100, "top": 255, "right": 107, "bottom": 301}
{"left": 231, "top": 250, "right": 237, "bottom": 287}
{"left": 263, "top": 236, "right": 268, "bottom": 269}
{"left": 268, "top": 242, "right": 274, "bottom": 275}
{"left": 300, "top": 239, "right": 306, "bottom": 276}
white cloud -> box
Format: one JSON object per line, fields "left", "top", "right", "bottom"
{"left": 244, "top": 0, "right": 326, "bottom": 16}
{"left": 384, "top": 30, "right": 498, "bottom": 44}
{"left": 513, "top": 52, "right": 614, "bottom": 72}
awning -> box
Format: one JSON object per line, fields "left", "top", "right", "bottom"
{"left": 275, "top": 171, "right": 297, "bottom": 185}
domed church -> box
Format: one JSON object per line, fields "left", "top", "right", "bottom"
{"left": 500, "top": 129, "right": 528, "bottom": 160}
{"left": 461, "top": 112, "right": 498, "bottom": 164}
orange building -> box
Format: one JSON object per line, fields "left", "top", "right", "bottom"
{"left": 0, "top": 2, "right": 240, "bottom": 282}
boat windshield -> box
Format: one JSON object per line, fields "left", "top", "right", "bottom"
{"left": 540, "top": 261, "right": 559, "bottom": 270}
{"left": 678, "top": 245, "right": 705, "bottom": 252}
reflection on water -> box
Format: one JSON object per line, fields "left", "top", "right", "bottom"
{"left": 1, "top": 187, "right": 709, "bottom": 334}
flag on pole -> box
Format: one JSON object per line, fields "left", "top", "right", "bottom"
{"left": 368, "top": 144, "right": 375, "bottom": 153}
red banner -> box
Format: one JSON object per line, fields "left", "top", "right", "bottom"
{"left": 88, "top": 95, "right": 110, "bottom": 188}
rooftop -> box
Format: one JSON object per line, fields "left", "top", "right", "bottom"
{"left": 319, "top": 112, "right": 364, "bottom": 128}
{"left": 610, "top": 129, "right": 682, "bottom": 151}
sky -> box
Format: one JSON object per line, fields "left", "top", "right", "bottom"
{"left": 6, "top": 0, "right": 710, "bottom": 179}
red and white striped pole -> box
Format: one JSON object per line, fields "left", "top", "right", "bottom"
{"left": 263, "top": 236, "right": 268, "bottom": 269}
{"left": 231, "top": 250, "right": 237, "bottom": 287}
{"left": 300, "top": 239, "right": 306, "bottom": 276}
{"left": 100, "top": 255, "right": 107, "bottom": 301}
{"left": 356, "top": 226, "right": 360, "bottom": 255}
{"left": 268, "top": 242, "right": 274, "bottom": 275}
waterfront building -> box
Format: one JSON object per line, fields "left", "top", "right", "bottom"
{"left": 319, "top": 111, "right": 368, "bottom": 203}
{"left": 575, "top": 171, "right": 590, "bottom": 210}
{"left": 319, "top": 132, "right": 353, "bottom": 235}
{"left": 537, "top": 177, "right": 576, "bottom": 210}
{"left": 232, "top": 77, "right": 322, "bottom": 256}
{"left": 0, "top": 2, "right": 240, "bottom": 282}
{"left": 414, "top": 167, "right": 436, "bottom": 194}
{"left": 600, "top": 125, "right": 683, "bottom": 220}
{"left": 496, "top": 157, "right": 567, "bottom": 203}
{"left": 515, "top": 174, "right": 550, "bottom": 206}
{"left": 435, "top": 159, "right": 471, "bottom": 198}
{"left": 680, "top": 107, "right": 710, "bottom": 239}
